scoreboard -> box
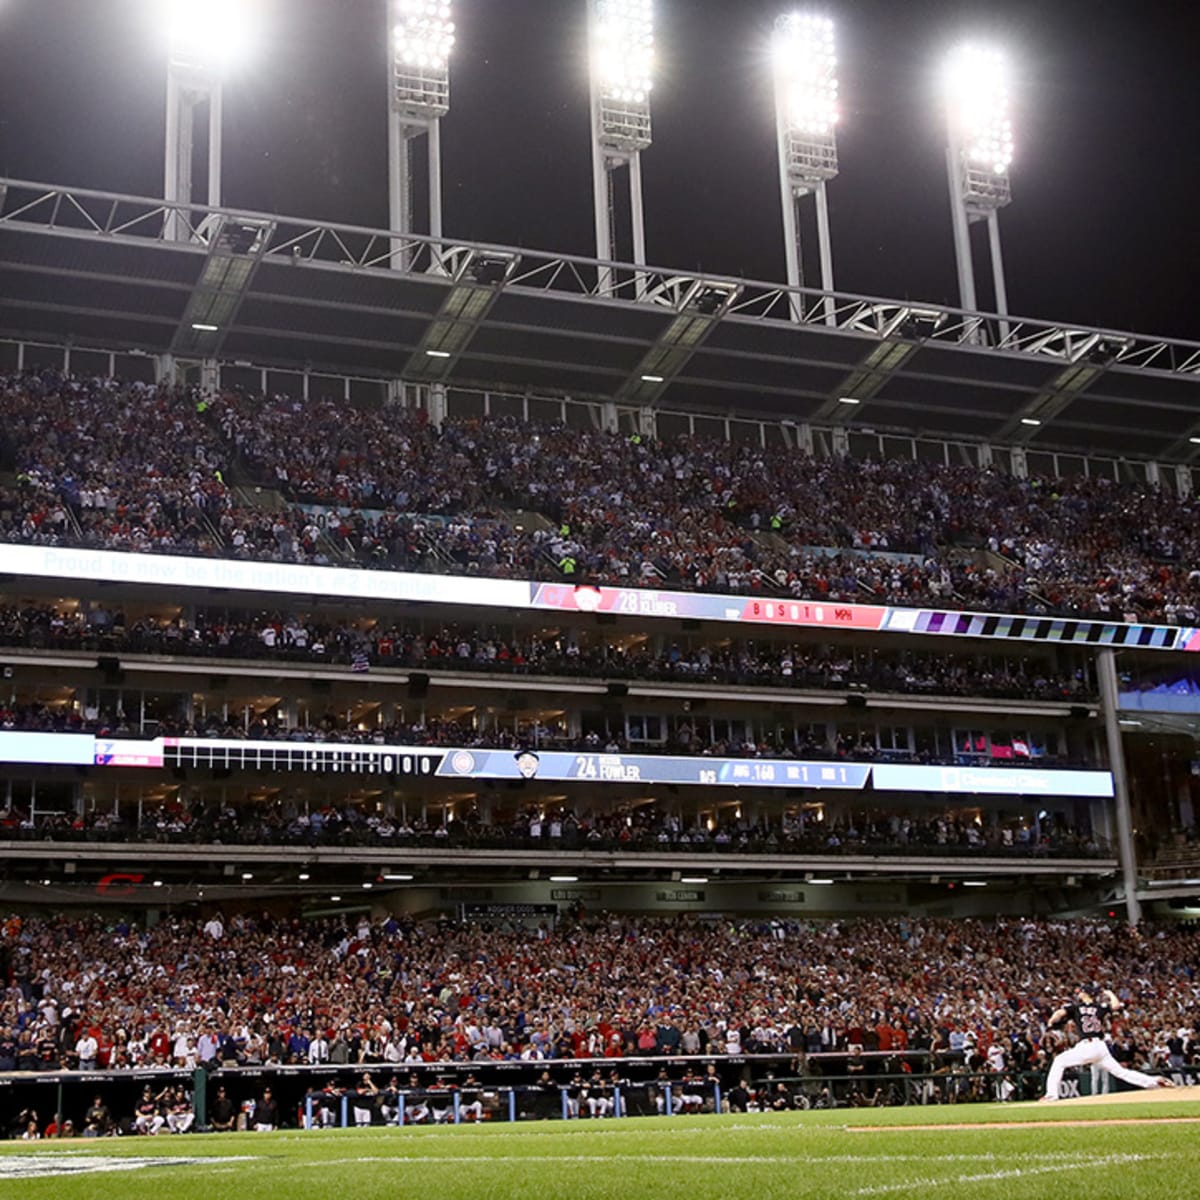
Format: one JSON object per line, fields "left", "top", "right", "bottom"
{"left": 0, "top": 732, "right": 1113, "bottom": 795}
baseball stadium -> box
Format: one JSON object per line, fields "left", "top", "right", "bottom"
{"left": 0, "top": 2, "right": 1199, "bottom": 1197}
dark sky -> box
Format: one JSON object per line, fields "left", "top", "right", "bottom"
{"left": 1, "top": 0, "right": 1197, "bottom": 339}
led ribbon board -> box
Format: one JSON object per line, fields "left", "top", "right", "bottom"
{"left": 0, "top": 544, "right": 1194, "bottom": 652}
{"left": 0, "top": 733, "right": 1112, "bottom": 795}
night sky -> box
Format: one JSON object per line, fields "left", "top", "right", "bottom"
{"left": 0, "top": 0, "right": 1197, "bottom": 340}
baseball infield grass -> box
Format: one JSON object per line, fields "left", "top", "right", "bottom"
{"left": 3, "top": 1100, "right": 1200, "bottom": 1200}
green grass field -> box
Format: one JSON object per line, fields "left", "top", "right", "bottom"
{"left": 3, "top": 1099, "right": 1199, "bottom": 1200}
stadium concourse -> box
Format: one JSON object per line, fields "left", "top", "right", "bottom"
{"left": 2, "top": 371, "right": 1200, "bottom": 623}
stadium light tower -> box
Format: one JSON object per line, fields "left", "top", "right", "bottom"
{"left": 772, "top": 12, "right": 839, "bottom": 324}
{"left": 388, "top": 0, "right": 455, "bottom": 269}
{"left": 162, "top": 0, "right": 252, "bottom": 241}
{"left": 588, "top": 0, "right": 655, "bottom": 295}
{"left": 943, "top": 45, "right": 1015, "bottom": 332}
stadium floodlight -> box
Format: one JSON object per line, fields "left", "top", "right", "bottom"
{"left": 164, "top": 0, "right": 257, "bottom": 77}
{"left": 771, "top": 12, "right": 839, "bottom": 324}
{"left": 773, "top": 13, "right": 838, "bottom": 156}
{"left": 392, "top": 0, "right": 455, "bottom": 117}
{"left": 159, "top": 0, "right": 258, "bottom": 241}
{"left": 388, "top": 0, "right": 455, "bottom": 269}
{"left": 945, "top": 46, "right": 1014, "bottom": 185}
{"left": 588, "top": 0, "right": 655, "bottom": 294}
{"left": 942, "top": 44, "right": 1014, "bottom": 330}
{"left": 592, "top": 0, "right": 655, "bottom": 114}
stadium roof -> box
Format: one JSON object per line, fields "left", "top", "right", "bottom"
{"left": 3, "top": 178, "right": 1200, "bottom": 463}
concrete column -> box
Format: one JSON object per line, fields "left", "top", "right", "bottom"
{"left": 1096, "top": 648, "right": 1141, "bottom": 925}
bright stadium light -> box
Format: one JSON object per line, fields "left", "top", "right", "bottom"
{"left": 388, "top": 0, "right": 455, "bottom": 268}
{"left": 773, "top": 13, "right": 838, "bottom": 140}
{"left": 942, "top": 44, "right": 1015, "bottom": 333}
{"left": 945, "top": 46, "right": 1014, "bottom": 178}
{"left": 392, "top": 0, "right": 455, "bottom": 113}
{"left": 158, "top": 0, "right": 260, "bottom": 240}
{"left": 771, "top": 12, "right": 840, "bottom": 324}
{"left": 592, "top": 0, "right": 654, "bottom": 107}
{"left": 164, "top": 0, "right": 258, "bottom": 76}
{"left": 588, "top": 0, "right": 655, "bottom": 292}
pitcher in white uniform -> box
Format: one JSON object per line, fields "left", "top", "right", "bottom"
{"left": 1041, "top": 985, "right": 1175, "bottom": 1101}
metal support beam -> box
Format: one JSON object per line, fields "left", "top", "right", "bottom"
{"left": 387, "top": 108, "right": 412, "bottom": 269}
{"left": 986, "top": 209, "right": 1009, "bottom": 344}
{"left": 1097, "top": 647, "right": 1141, "bottom": 926}
{"left": 164, "top": 68, "right": 221, "bottom": 244}
{"left": 814, "top": 182, "right": 835, "bottom": 326}
{"left": 629, "top": 151, "right": 647, "bottom": 299}
{"left": 946, "top": 146, "right": 977, "bottom": 314}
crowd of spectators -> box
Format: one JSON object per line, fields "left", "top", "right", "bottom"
{"left": 0, "top": 793, "right": 1102, "bottom": 860}
{"left": 1, "top": 913, "right": 1194, "bottom": 1092}
{"left": 0, "top": 601, "right": 1095, "bottom": 703}
{"left": 0, "top": 691, "right": 1079, "bottom": 780}
{"left": 0, "top": 374, "right": 229, "bottom": 557}
{"left": 3, "top": 371, "right": 1200, "bottom": 622}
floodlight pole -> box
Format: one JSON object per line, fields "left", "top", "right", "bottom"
{"left": 387, "top": 107, "right": 413, "bottom": 258}
{"left": 628, "top": 151, "right": 647, "bottom": 273}
{"left": 1097, "top": 647, "right": 1142, "bottom": 926}
{"left": 387, "top": 118, "right": 445, "bottom": 273}
{"left": 774, "top": 79, "right": 805, "bottom": 322}
{"left": 164, "top": 61, "right": 223, "bottom": 243}
{"left": 588, "top": 85, "right": 616, "bottom": 297}
{"left": 387, "top": 0, "right": 451, "bottom": 272}
{"left": 945, "top": 144, "right": 979, "bottom": 314}
{"left": 945, "top": 122, "right": 1012, "bottom": 344}
{"left": 587, "top": 0, "right": 652, "bottom": 299}
{"left": 771, "top": 19, "right": 839, "bottom": 327}
{"left": 986, "top": 209, "right": 1009, "bottom": 341}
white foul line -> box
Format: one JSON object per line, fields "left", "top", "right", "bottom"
{"left": 298, "top": 1151, "right": 1112, "bottom": 1169}
{"left": 850, "top": 1152, "right": 1157, "bottom": 1196}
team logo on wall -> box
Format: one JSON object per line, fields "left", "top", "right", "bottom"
{"left": 573, "top": 585, "right": 604, "bottom": 613}
{"left": 450, "top": 750, "right": 477, "bottom": 775}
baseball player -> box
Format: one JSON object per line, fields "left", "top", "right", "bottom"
{"left": 1041, "top": 985, "right": 1175, "bottom": 1101}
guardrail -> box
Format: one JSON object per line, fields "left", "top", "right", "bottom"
{"left": 2, "top": 1053, "right": 1183, "bottom": 1137}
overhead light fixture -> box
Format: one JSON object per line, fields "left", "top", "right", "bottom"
{"left": 1020, "top": 417, "right": 1042, "bottom": 426}
{"left": 592, "top": 0, "right": 655, "bottom": 106}
{"left": 944, "top": 45, "right": 1014, "bottom": 176}
{"left": 241, "top": 872, "right": 254, "bottom": 881}
{"left": 153, "top": 880, "right": 164, "bottom": 888}
{"left": 330, "top": 895, "right": 342, "bottom": 902}
{"left": 838, "top": 396, "right": 861, "bottom": 405}
{"left": 808, "top": 877, "right": 834, "bottom": 885}
{"left": 166, "top": 0, "right": 259, "bottom": 74}
{"left": 773, "top": 13, "right": 839, "bottom": 138}
{"left": 1190, "top": 437, "right": 1200, "bottom": 446}
{"left": 191, "top": 322, "right": 219, "bottom": 332}
{"left": 298, "top": 872, "right": 310, "bottom": 881}
{"left": 962, "top": 880, "right": 988, "bottom": 887}
{"left": 549, "top": 875, "right": 578, "bottom": 883}
{"left": 383, "top": 873, "right": 414, "bottom": 881}
{"left": 393, "top": 0, "right": 456, "bottom": 72}
{"left": 362, "top": 882, "right": 374, "bottom": 890}
{"left": 641, "top": 373, "right": 664, "bottom": 383}
{"left": 680, "top": 876, "right": 707, "bottom": 884}
{"left": 425, "top": 349, "right": 452, "bottom": 358}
